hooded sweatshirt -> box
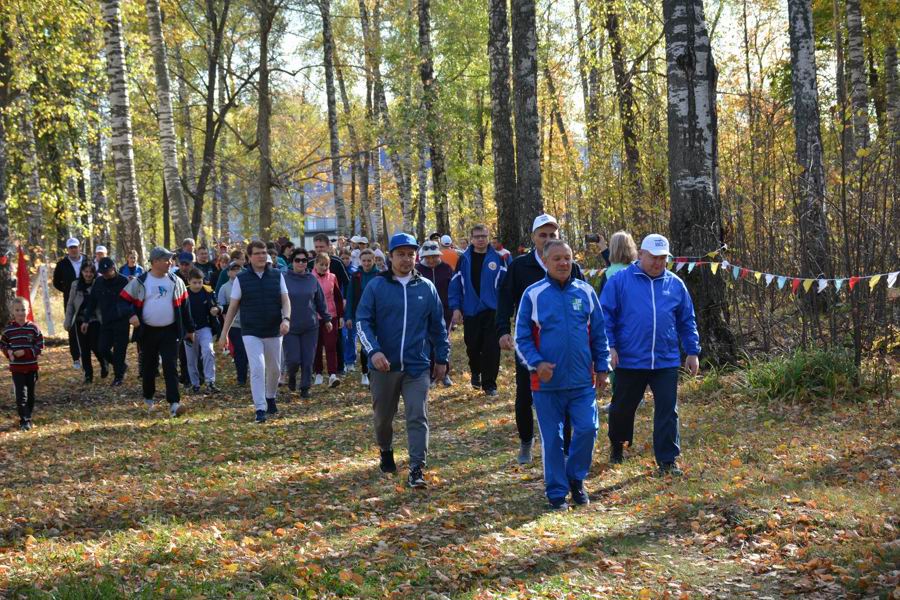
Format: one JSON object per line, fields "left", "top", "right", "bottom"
{"left": 285, "top": 270, "right": 331, "bottom": 333}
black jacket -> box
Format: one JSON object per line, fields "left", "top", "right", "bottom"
{"left": 53, "top": 256, "right": 83, "bottom": 305}
{"left": 328, "top": 255, "right": 350, "bottom": 289}
{"left": 81, "top": 273, "right": 130, "bottom": 325}
{"left": 495, "top": 249, "right": 585, "bottom": 338}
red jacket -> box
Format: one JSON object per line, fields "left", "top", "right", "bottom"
{"left": 1, "top": 320, "right": 44, "bottom": 373}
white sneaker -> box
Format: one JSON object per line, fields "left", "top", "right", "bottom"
{"left": 314, "top": 374, "right": 323, "bottom": 385}
{"left": 73, "top": 360, "right": 81, "bottom": 370}
{"left": 278, "top": 372, "right": 287, "bottom": 386}
{"left": 361, "top": 373, "right": 369, "bottom": 386}
{"left": 329, "top": 374, "right": 340, "bottom": 388}
{"left": 144, "top": 398, "right": 156, "bottom": 409}
{"left": 169, "top": 402, "right": 183, "bottom": 418}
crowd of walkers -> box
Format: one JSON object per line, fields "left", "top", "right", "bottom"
{"left": 5, "top": 216, "right": 701, "bottom": 509}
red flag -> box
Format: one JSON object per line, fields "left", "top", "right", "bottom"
{"left": 15, "top": 246, "right": 34, "bottom": 321}
{"left": 739, "top": 268, "right": 750, "bottom": 279}
{"left": 848, "top": 276, "right": 860, "bottom": 290}
{"left": 791, "top": 278, "right": 801, "bottom": 294}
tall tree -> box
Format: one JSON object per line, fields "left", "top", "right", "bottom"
{"left": 216, "top": 60, "right": 229, "bottom": 240}
{"left": 86, "top": 98, "right": 110, "bottom": 245}
{"left": 0, "top": 22, "right": 14, "bottom": 324}
{"left": 488, "top": 0, "right": 520, "bottom": 248}
{"left": 146, "top": 0, "right": 192, "bottom": 243}
{"left": 511, "top": 0, "right": 542, "bottom": 232}
{"left": 20, "top": 93, "right": 43, "bottom": 254}
{"left": 845, "top": 0, "right": 870, "bottom": 151}
{"left": 318, "top": 0, "right": 347, "bottom": 236}
{"left": 101, "top": 0, "right": 146, "bottom": 261}
{"left": 664, "top": 0, "right": 735, "bottom": 363}
{"left": 257, "top": 0, "right": 276, "bottom": 238}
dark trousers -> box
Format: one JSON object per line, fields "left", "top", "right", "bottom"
{"left": 68, "top": 325, "right": 80, "bottom": 362}
{"left": 336, "top": 323, "right": 345, "bottom": 373}
{"left": 608, "top": 367, "right": 680, "bottom": 465}
{"left": 283, "top": 327, "right": 318, "bottom": 390}
{"left": 359, "top": 346, "right": 369, "bottom": 375}
{"left": 13, "top": 371, "right": 37, "bottom": 420}
{"left": 463, "top": 309, "right": 500, "bottom": 390}
{"left": 228, "top": 327, "right": 249, "bottom": 384}
{"left": 515, "top": 358, "right": 571, "bottom": 451}
{"left": 74, "top": 322, "right": 104, "bottom": 379}
{"left": 141, "top": 323, "right": 181, "bottom": 405}
{"left": 314, "top": 319, "right": 339, "bottom": 375}
{"left": 98, "top": 320, "right": 130, "bottom": 380}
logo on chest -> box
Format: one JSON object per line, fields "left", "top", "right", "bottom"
{"left": 571, "top": 297, "right": 583, "bottom": 312}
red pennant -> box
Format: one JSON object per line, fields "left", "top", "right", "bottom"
{"left": 15, "top": 247, "right": 34, "bottom": 321}
{"left": 791, "top": 278, "right": 801, "bottom": 294}
{"left": 848, "top": 276, "right": 860, "bottom": 290}
{"left": 674, "top": 257, "right": 688, "bottom": 263}
{"left": 739, "top": 268, "right": 750, "bottom": 279}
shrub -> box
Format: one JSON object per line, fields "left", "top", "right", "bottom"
{"left": 743, "top": 348, "right": 860, "bottom": 403}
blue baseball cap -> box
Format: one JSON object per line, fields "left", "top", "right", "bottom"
{"left": 177, "top": 251, "right": 195, "bottom": 263}
{"left": 388, "top": 232, "right": 418, "bottom": 252}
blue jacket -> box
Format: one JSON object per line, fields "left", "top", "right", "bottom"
{"left": 355, "top": 270, "right": 450, "bottom": 377}
{"left": 599, "top": 262, "right": 701, "bottom": 369}
{"left": 448, "top": 246, "right": 506, "bottom": 316}
{"left": 515, "top": 275, "right": 609, "bottom": 392}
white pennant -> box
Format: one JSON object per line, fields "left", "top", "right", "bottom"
{"left": 721, "top": 259, "right": 730, "bottom": 270}
{"left": 764, "top": 274, "right": 774, "bottom": 287}
{"left": 817, "top": 279, "right": 829, "bottom": 293}
{"left": 688, "top": 262, "right": 696, "bottom": 273}
{"left": 675, "top": 262, "right": 686, "bottom": 272}
{"left": 888, "top": 272, "right": 899, "bottom": 288}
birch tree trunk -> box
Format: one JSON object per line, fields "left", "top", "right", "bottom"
{"left": 0, "top": 31, "right": 13, "bottom": 324}
{"left": 416, "top": 142, "right": 427, "bottom": 241}
{"left": 885, "top": 44, "right": 899, "bottom": 155}
{"left": 511, "top": 0, "right": 543, "bottom": 234}
{"left": 488, "top": 0, "right": 520, "bottom": 248}
{"left": 257, "top": 0, "right": 275, "bottom": 238}
{"left": 217, "top": 53, "right": 229, "bottom": 240}
{"left": 319, "top": 0, "right": 347, "bottom": 236}
{"left": 87, "top": 123, "right": 110, "bottom": 244}
{"left": 845, "top": 0, "right": 869, "bottom": 152}
{"left": 174, "top": 46, "right": 196, "bottom": 196}
{"left": 101, "top": 0, "right": 146, "bottom": 261}
{"left": 664, "top": 0, "right": 735, "bottom": 364}
{"left": 336, "top": 60, "right": 372, "bottom": 238}
{"left": 146, "top": 0, "right": 192, "bottom": 243}
{"left": 787, "top": 0, "right": 831, "bottom": 280}
{"left": 20, "top": 93, "right": 43, "bottom": 255}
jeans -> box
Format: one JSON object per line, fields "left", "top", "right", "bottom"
{"left": 185, "top": 327, "right": 216, "bottom": 385}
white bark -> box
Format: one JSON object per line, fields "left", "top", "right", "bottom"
{"left": 86, "top": 109, "right": 110, "bottom": 244}
{"left": 20, "top": 93, "right": 43, "bottom": 254}
{"left": 845, "top": 0, "right": 869, "bottom": 151}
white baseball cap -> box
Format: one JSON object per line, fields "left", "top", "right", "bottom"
{"left": 66, "top": 237, "right": 80, "bottom": 248}
{"left": 358, "top": 236, "right": 369, "bottom": 244}
{"left": 531, "top": 214, "right": 559, "bottom": 232}
{"left": 640, "top": 234, "right": 670, "bottom": 256}
{"left": 419, "top": 241, "right": 442, "bottom": 257}
{"left": 350, "top": 235, "right": 363, "bottom": 244}
{"left": 95, "top": 245, "right": 108, "bottom": 254}
{"left": 439, "top": 235, "right": 452, "bottom": 247}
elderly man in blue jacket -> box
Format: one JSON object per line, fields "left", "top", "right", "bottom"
{"left": 600, "top": 234, "right": 700, "bottom": 476}
{"left": 515, "top": 240, "right": 609, "bottom": 510}
{"left": 356, "top": 233, "right": 450, "bottom": 489}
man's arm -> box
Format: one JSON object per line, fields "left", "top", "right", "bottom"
{"left": 513, "top": 291, "right": 543, "bottom": 369}
{"left": 52, "top": 260, "right": 67, "bottom": 293}
{"left": 588, "top": 289, "right": 610, "bottom": 372}
{"left": 332, "top": 256, "right": 350, "bottom": 288}
{"left": 495, "top": 259, "right": 516, "bottom": 338}
{"left": 354, "top": 281, "right": 382, "bottom": 358}
{"left": 675, "top": 281, "right": 701, "bottom": 356}
{"left": 429, "top": 286, "right": 450, "bottom": 365}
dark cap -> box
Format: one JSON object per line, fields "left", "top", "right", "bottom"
{"left": 98, "top": 257, "right": 116, "bottom": 272}
{"left": 178, "top": 251, "right": 195, "bottom": 263}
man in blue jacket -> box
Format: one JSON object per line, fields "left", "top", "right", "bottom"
{"left": 515, "top": 240, "right": 609, "bottom": 510}
{"left": 356, "top": 233, "right": 450, "bottom": 489}
{"left": 449, "top": 224, "right": 506, "bottom": 396}
{"left": 599, "top": 234, "right": 700, "bottom": 476}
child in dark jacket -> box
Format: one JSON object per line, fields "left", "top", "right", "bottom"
{"left": 185, "top": 269, "right": 221, "bottom": 393}
{"left": 1, "top": 298, "right": 44, "bottom": 430}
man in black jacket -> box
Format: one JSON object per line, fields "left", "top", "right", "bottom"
{"left": 53, "top": 237, "right": 85, "bottom": 368}
{"left": 313, "top": 233, "right": 350, "bottom": 374}
{"left": 80, "top": 257, "right": 130, "bottom": 386}
{"left": 495, "top": 214, "right": 585, "bottom": 465}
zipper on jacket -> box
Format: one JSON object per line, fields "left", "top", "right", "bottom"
{"left": 400, "top": 280, "right": 408, "bottom": 371}
{"left": 649, "top": 276, "right": 657, "bottom": 369}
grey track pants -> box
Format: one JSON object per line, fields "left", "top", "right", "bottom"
{"left": 369, "top": 370, "right": 431, "bottom": 468}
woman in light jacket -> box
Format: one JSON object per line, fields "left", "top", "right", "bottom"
{"left": 64, "top": 262, "right": 106, "bottom": 384}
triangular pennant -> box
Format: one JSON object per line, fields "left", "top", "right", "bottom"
{"left": 588, "top": 269, "right": 596, "bottom": 277}
{"left": 816, "top": 279, "right": 828, "bottom": 293}
{"left": 868, "top": 274, "right": 881, "bottom": 290}
{"left": 754, "top": 271, "right": 763, "bottom": 282}
{"left": 706, "top": 251, "right": 718, "bottom": 259}
{"left": 675, "top": 262, "right": 686, "bottom": 272}
{"left": 834, "top": 278, "right": 845, "bottom": 291}
{"left": 710, "top": 262, "right": 720, "bottom": 274}
{"left": 765, "top": 274, "right": 775, "bottom": 286}
{"left": 667, "top": 260, "right": 674, "bottom": 271}
{"left": 722, "top": 259, "right": 730, "bottom": 270}
{"left": 732, "top": 265, "right": 741, "bottom": 280}
{"left": 888, "top": 272, "right": 899, "bottom": 288}
{"left": 777, "top": 276, "right": 787, "bottom": 289}
{"left": 688, "top": 262, "right": 696, "bottom": 273}
{"left": 740, "top": 268, "right": 750, "bottom": 279}
{"left": 791, "top": 278, "right": 802, "bottom": 294}
{"left": 849, "top": 276, "right": 860, "bottom": 290}
{"left": 802, "top": 279, "right": 814, "bottom": 292}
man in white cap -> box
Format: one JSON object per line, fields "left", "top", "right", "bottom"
{"left": 599, "top": 233, "right": 700, "bottom": 476}
{"left": 93, "top": 245, "right": 108, "bottom": 272}
{"left": 439, "top": 235, "right": 459, "bottom": 271}
{"left": 53, "top": 237, "right": 85, "bottom": 369}
{"left": 495, "top": 213, "right": 586, "bottom": 464}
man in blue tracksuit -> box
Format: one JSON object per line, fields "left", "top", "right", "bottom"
{"left": 356, "top": 233, "right": 450, "bottom": 489}
{"left": 599, "top": 234, "right": 700, "bottom": 476}
{"left": 515, "top": 240, "right": 609, "bottom": 510}
{"left": 449, "top": 224, "right": 506, "bottom": 396}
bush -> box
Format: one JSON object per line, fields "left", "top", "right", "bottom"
{"left": 743, "top": 348, "right": 860, "bottom": 403}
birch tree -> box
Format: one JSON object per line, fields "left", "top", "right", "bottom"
{"left": 318, "top": 0, "right": 347, "bottom": 236}
{"left": 0, "top": 26, "right": 13, "bottom": 324}
{"left": 20, "top": 93, "right": 43, "bottom": 254}
{"left": 511, "top": 0, "right": 542, "bottom": 232}
{"left": 845, "top": 0, "right": 869, "bottom": 152}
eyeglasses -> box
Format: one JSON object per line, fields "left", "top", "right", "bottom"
{"left": 472, "top": 234, "right": 489, "bottom": 240}
{"left": 293, "top": 258, "right": 308, "bottom": 263}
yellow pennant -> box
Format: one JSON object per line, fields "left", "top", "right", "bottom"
{"left": 802, "top": 279, "right": 814, "bottom": 292}
{"left": 754, "top": 271, "right": 763, "bottom": 282}
{"left": 710, "top": 262, "right": 720, "bottom": 274}
{"left": 869, "top": 274, "right": 882, "bottom": 290}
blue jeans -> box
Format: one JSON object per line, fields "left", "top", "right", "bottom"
{"left": 342, "top": 321, "right": 357, "bottom": 365}
{"left": 533, "top": 387, "right": 599, "bottom": 502}
{"left": 608, "top": 367, "right": 680, "bottom": 464}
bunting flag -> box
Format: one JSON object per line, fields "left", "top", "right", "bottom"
{"left": 791, "top": 278, "right": 802, "bottom": 294}
{"left": 835, "top": 279, "right": 845, "bottom": 291}
{"left": 817, "top": 279, "right": 829, "bottom": 293}
{"left": 802, "top": 279, "right": 814, "bottom": 293}
{"left": 732, "top": 265, "right": 740, "bottom": 280}
{"left": 675, "top": 261, "right": 686, "bottom": 272}
{"left": 755, "top": 271, "right": 763, "bottom": 282}
{"left": 710, "top": 262, "right": 720, "bottom": 274}
{"left": 849, "top": 276, "right": 860, "bottom": 290}
{"left": 688, "top": 262, "right": 696, "bottom": 273}
{"left": 777, "top": 276, "right": 787, "bottom": 289}
{"left": 888, "top": 272, "right": 899, "bottom": 288}
{"left": 868, "top": 274, "right": 881, "bottom": 290}
{"left": 765, "top": 274, "right": 775, "bottom": 286}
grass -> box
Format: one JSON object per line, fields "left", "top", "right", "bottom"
{"left": 0, "top": 335, "right": 897, "bottom": 599}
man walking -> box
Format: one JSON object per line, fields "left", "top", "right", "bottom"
{"left": 356, "top": 233, "right": 449, "bottom": 488}
{"left": 120, "top": 247, "right": 196, "bottom": 417}
{"left": 53, "top": 237, "right": 84, "bottom": 369}
{"left": 515, "top": 240, "right": 609, "bottom": 510}
{"left": 219, "top": 241, "right": 291, "bottom": 423}
{"left": 600, "top": 234, "right": 700, "bottom": 476}
{"left": 81, "top": 257, "right": 130, "bottom": 386}
{"left": 496, "top": 214, "right": 586, "bottom": 464}
{"left": 449, "top": 224, "right": 505, "bottom": 396}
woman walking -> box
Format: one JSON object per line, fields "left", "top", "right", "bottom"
{"left": 284, "top": 249, "right": 331, "bottom": 398}
{"left": 64, "top": 262, "right": 106, "bottom": 384}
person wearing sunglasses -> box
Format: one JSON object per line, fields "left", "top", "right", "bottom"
{"left": 283, "top": 249, "right": 331, "bottom": 398}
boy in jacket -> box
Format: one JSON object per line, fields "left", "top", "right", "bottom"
{"left": 356, "top": 233, "right": 449, "bottom": 488}
{"left": 515, "top": 241, "right": 609, "bottom": 510}
{"left": 81, "top": 257, "right": 131, "bottom": 386}
{"left": 1, "top": 298, "right": 44, "bottom": 430}
{"left": 599, "top": 234, "right": 700, "bottom": 476}
{"left": 345, "top": 249, "right": 380, "bottom": 386}
{"left": 185, "top": 269, "right": 221, "bottom": 394}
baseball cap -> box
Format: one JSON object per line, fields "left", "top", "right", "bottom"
{"left": 358, "top": 236, "right": 369, "bottom": 244}
{"left": 373, "top": 249, "right": 386, "bottom": 260}
{"left": 531, "top": 214, "right": 559, "bottom": 232}
{"left": 178, "top": 251, "right": 195, "bottom": 263}
{"left": 97, "top": 257, "right": 116, "bottom": 272}
{"left": 389, "top": 232, "right": 419, "bottom": 252}
{"left": 439, "top": 235, "right": 452, "bottom": 247}
{"left": 95, "top": 245, "right": 108, "bottom": 254}
{"left": 148, "top": 246, "right": 175, "bottom": 262}
{"left": 419, "top": 241, "right": 441, "bottom": 257}
{"left": 66, "top": 237, "right": 80, "bottom": 248}
{"left": 350, "top": 235, "right": 362, "bottom": 244}
{"left": 228, "top": 260, "right": 242, "bottom": 270}
{"left": 640, "top": 234, "right": 670, "bottom": 257}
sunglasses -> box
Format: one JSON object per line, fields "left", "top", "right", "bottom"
{"left": 293, "top": 258, "right": 308, "bottom": 263}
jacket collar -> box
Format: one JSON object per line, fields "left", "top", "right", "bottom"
{"left": 544, "top": 273, "right": 575, "bottom": 289}
{"left": 629, "top": 261, "right": 669, "bottom": 280}
{"left": 380, "top": 268, "right": 422, "bottom": 284}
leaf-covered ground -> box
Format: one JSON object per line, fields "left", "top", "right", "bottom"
{"left": 0, "top": 337, "right": 897, "bottom": 599}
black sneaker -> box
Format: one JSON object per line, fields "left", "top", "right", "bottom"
{"left": 408, "top": 465, "right": 427, "bottom": 488}
{"left": 549, "top": 498, "right": 569, "bottom": 511}
{"left": 379, "top": 450, "right": 397, "bottom": 473}
{"left": 191, "top": 385, "right": 201, "bottom": 393}
{"left": 255, "top": 410, "right": 267, "bottom": 424}
{"left": 470, "top": 374, "right": 481, "bottom": 389}
{"left": 100, "top": 363, "right": 109, "bottom": 378}
{"left": 300, "top": 387, "right": 310, "bottom": 399}
{"left": 266, "top": 398, "right": 278, "bottom": 415}
{"left": 570, "top": 480, "right": 589, "bottom": 505}
{"left": 206, "top": 382, "right": 221, "bottom": 394}
{"left": 657, "top": 462, "right": 684, "bottom": 477}
{"left": 484, "top": 387, "right": 499, "bottom": 397}
{"left": 610, "top": 441, "right": 624, "bottom": 465}
{"left": 111, "top": 378, "right": 124, "bottom": 387}
{"left": 84, "top": 375, "right": 93, "bottom": 385}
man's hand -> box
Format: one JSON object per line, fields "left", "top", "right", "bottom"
{"left": 432, "top": 363, "right": 447, "bottom": 381}
{"left": 594, "top": 370, "right": 608, "bottom": 391}
{"left": 498, "top": 334, "right": 514, "bottom": 351}
{"left": 345, "top": 319, "right": 353, "bottom": 329}
{"left": 129, "top": 315, "right": 140, "bottom": 328}
{"left": 280, "top": 320, "right": 290, "bottom": 336}
{"left": 325, "top": 321, "right": 333, "bottom": 333}
{"left": 12, "top": 349, "right": 25, "bottom": 358}
{"left": 80, "top": 323, "right": 89, "bottom": 334}
{"left": 536, "top": 362, "right": 556, "bottom": 383}
{"left": 609, "top": 348, "right": 619, "bottom": 370}
{"left": 451, "top": 309, "right": 464, "bottom": 327}
{"left": 218, "top": 336, "right": 228, "bottom": 353}
{"left": 371, "top": 352, "right": 391, "bottom": 372}
{"left": 185, "top": 332, "right": 194, "bottom": 343}
{"left": 210, "top": 306, "right": 221, "bottom": 316}
{"left": 684, "top": 354, "right": 700, "bottom": 376}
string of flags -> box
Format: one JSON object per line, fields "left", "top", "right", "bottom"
{"left": 583, "top": 248, "right": 899, "bottom": 295}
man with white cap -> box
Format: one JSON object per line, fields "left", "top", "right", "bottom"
{"left": 93, "top": 245, "right": 108, "bottom": 272}
{"left": 496, "top": 213, "right": 586, "bottom": 464}
{"left": 53, "top": 237, "right": 85, "bottom": 369}
{"left": 439, "top": 235, "right": 459, "bottom": 271}
{"left": 599, "top": 233, "right": 700, "bottom": 476}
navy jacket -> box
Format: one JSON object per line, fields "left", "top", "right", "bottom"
{"left": 81, "top": 273, "right": 130, "bottom": 325}
{"left": 448, "top": 246, "right": 506, "bottom": 317}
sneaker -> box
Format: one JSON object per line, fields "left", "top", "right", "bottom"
{"left": 379, "top": 449, "right": 397, "bottom": 473}
{"left": 517, "top": 439, "right": 534, "bottom": 465}
{"left": 300, "top": 387, "right": 310, "bottom": 399}
{"left": 170, "top": 402, "right": 185, "bottom": 418}
{"left": 442, "top": 375, "right": 452, "bottom": 387}
{"left": 549, "top": 498, "right": 569, "bottom": 511}
{"left": 191, "top": 385, "right": 201, "bottom": 394}
{"left": 361, "top": 373, "right": 370, "bottom": 387}
{"left": 570, "top": 480, "right": 589, "bottom": 505}
{"left": 266, "top": 398, "right": 278, "bottom": 415}
{"left": 657, "top": 462, "right": 684, "bottom": 477}
{"left": 470, "top": 374, "right": 481, "bottom": 389}
{"left": 484, "top": 388, "right": 499, "bottom": 397}
{"left": 100, "top": 363, "right": 109, "bottom": 378}
{"left": 278, "top": 372, "right": 287, "bottom": 386}
{"left": 288, "top": 375, "right": 297, "bottom": 392}
{"left": 255, "top": 409, "right": 267, "bottom": 424}
{"left": 314, "top": 374, "right": 323, "bottom": 386}
{"left": 83, "top": 375, "right": 93, "bottom": 385}
{"left": 328, "top": 374, "right": 340, "bottom": 388}
{"left": 610, "top": 441, "right": 624, "bottom": 465}
{"left": 20, "top": 419, "right": 32, "bottom": 431}
{"left": 408, "top": 465, "right": 427, "bottom": 489}
{"left": 73, "top": 360, "right": 82, "bottom": 370}
{"left": 144, "top": 398, "right": 156, "bottom": 409}
{"left": 111, "top": 378, "right": 124, "bottom": 387}
{"left": 206, "top": 382, "right": 221, "bottom": 394}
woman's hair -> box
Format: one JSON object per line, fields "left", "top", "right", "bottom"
{"left": 291, "top": 248, "right": 310, "bottom": 261}
{"left": 608, "top": 231, "right": 638, "bottom": 264}
{"left": 314, "top": 252, "right": 330, "bottom": 266}
{"left": 359, "top": 248, "right": 375, "bottom": 259}
{"left": 81, "top": 262, "right": 97, "bottom": 275}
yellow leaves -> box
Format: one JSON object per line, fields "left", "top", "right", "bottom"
{"left": 338, "top": 569, "right": 364, "bottom": 585}
{"left": 729, "top": 458, "right": 742, "bottom": 468}
{"left": 855, "top": 147, "right": 871, "bottom": 158}
{"left": 638, "top": 588, "right": 652, "bottom": 600}
{"left": 222, "top": 563, "right": 239, "bottom": 574}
